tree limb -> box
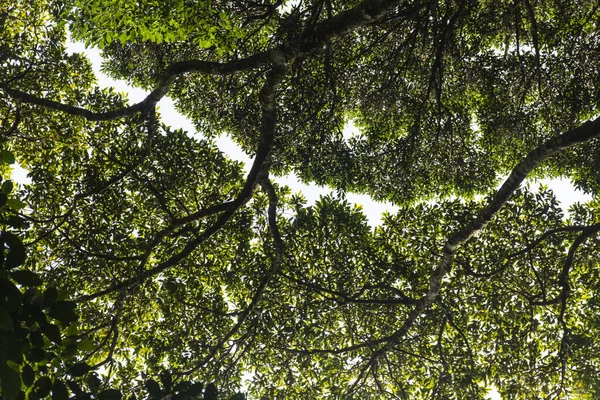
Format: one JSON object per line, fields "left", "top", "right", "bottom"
{"left": 79, "top": 61, "right": 288, "bottom": 301}
{"left": 348, "top": 116, "right": 600, "bottom": 392}
{"left": 0, "top": 0, "right": 405, "bottom": 121}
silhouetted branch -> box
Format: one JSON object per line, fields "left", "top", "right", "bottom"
{"left": 347, "top": 116, "right": 600, "bottom": 393}
{"left": 1, "top": 0, "right": 404, "bottom": 121}
{"left": 80, "top": 61, "right": 288, "bottom": 301}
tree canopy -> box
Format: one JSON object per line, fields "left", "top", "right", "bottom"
{"left": 1, "top": 0, "right": 600, "bottom": 398}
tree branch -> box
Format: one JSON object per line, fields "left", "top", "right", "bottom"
{"left": 348, "top": 115, "right": 600, "bottom": 393}
{"left": 1, "top": 0, "right": 404, "bottom": 121}
{"left": 79, "top": 61, "right": 288, "bottom": 301}
{"left": 179, "top": 173, "right": 285, "bottom": 375}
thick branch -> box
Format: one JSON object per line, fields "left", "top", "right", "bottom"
{"left": 349, "top": 116, "right": 600, "bottom": 391}
{"left": 80, "top": 62, "right": 288, "bottom": 302}
{"left": 1, "top": 0, "right": 403, "bottom": 121}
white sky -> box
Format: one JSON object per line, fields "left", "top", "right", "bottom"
{"left": 11, "top": 41, "right": 591, "bottom": 231}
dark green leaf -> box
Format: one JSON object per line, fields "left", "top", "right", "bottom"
{"left": 0, "top": 192, "right": 7, "bottom": 207}
{"left": 1, "top": 180, "right": 13, "bottom": 194}
{"left": 0, "top": 150, "right": 15, "bottom": 164}
{"left": 0, "top": 363, "right": 21, "bottom": 400}
{"left": 52, "top": 379, "right": 69, "bottom": 400}
{"left": 41, "top": 323, "right": 62, "bottom": 345}
{"left": 228, "top": 394, "right": 245, "bottom": 400}
{"left": 49, "top": 301, "right": 78, "bottom": 324}
{"left": 34, "top": 376, "right": 52, "bottom": 397}
{"left": 4, "top": 336, "right": 24, "bottom": 364}
{"left": 68, "top": 363, "right": 92, "bottom": 377}
{"left": 0, "top": 279, "right": 22, "bottom": 311}
{"left": 203, "top": 383, "right": 218, "bottom": 400}
{"left": 10, "top": 271, "right": 43, "bottom": 287}
{"left": 144, "top": 379, "right": 161, "bottom": 398}
{"left": 187, "top": 382, "right": 203, "bottom": 397}
{"left": 86, "top": 374, "right": 101, "bottom": 391}
{"left": 43, "top": 287, "right": 58, "bottom": 308}
{"left": 29, "top": 330, "right": 45, "bottom": 348}
{"left": 21, "top": 364, "right": 35, "bottom": 387}
{"left": 6, "top": 215, "right": 24, "bottom": 229}
{"left": 0, "top": 307, "right": 14, "bottom": 331}
{"left": 27, "top": 347, "right": 46, "bottom": 363}
{"left": 160, "top": 371, "right": 172, "bottom": 391}
{"left": 23, "top": 304, "right": 47, "bottom": 326}
{"left": 98, "top": 389, "right": 122, "bottom": 400}
{"left": 2, "top": 232, "right": 25, "bottom": 269}
{"left": 66, "top": 380, "right": 83, "bottom": 395}
{"left": 5, "top": 199, "right": 25, "bottom": 211}
{"left": 1, "top": 150, "right": 15, "bottom": 165}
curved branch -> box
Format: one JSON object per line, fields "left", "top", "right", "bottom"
{"left": 348, "top": 116, "right": 600, "bottom": 392}
{"left": 530, "top": 223, "right": 600, "bottom": 306}
{"left": 1, "top": 0, "right": 404, "bottom": 121}
{"left": 281, "top": 272, "right": 419, "bottom": 305}
{"left": 460, "top": 223, "right": 600, "bottom": 278}
{"left": 506, "top": 223, "right": 600, "bottom": 259}
{"left": 80, "top": 62, "right": 289, "bottom": 302}
{"left": 179, "top": 173, "right": 285, "bottom": 375}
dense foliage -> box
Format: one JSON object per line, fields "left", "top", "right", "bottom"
{"left": 1, "top": 0, "right": 600, "bottom": 398}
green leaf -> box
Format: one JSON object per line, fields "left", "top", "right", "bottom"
{"left": 0, "top": 192, "right": 7, "bottom": 207}
{"left": 1, "top": 180, "right": 13, "bottom": 194}
{"left": 21, "top": 364, "right": 34, "bottom": 387}
{"left": 68, "top": 363, "right": 92, "bottom": 377}
{"left": 5, "top": 199, "right": 25, "bottom": 211}
{"left": 52, "top": 379, "right": 69, "bottom": 400}
{"left": 228, "top": 394, "right": 245, "bottom": 400}
{"left": 1, "top": 150, "right": 15, "bottom": 165}
{"left": 76, "top": 339, "right": 95, "bottom": 351}
{"left": 144, "top": 379, "right": 161, "bottom": 398}
{"left": 49, "top": 301, "right": 78, "bottom": 324}
{"left": 34, "top": 376, "right": 52, "bottom": 397}
{"left": 0, "top": 363, "right": 21, "bottom": 400}
{"left": 203, "top": 383, "right": 218, "bottom": 400}
{"left": 10, "top": 271, "right": 43, "bottom": 287}
{"left": 98, "top": 389, "right": 122, "bottom": 400}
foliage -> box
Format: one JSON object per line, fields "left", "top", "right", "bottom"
{"left": 1, "top": 0, "right": 600, "bottom": 398}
